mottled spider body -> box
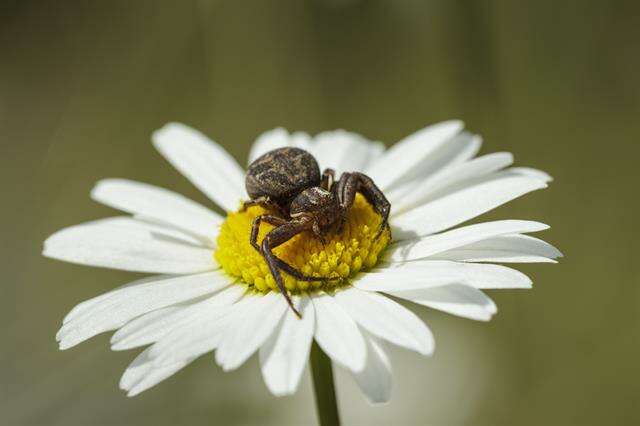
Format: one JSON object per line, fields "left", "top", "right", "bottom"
{"left": 243, "top": 147, "right": 390, "bottom": 317}
{"left": 245, "top": 147, "right": 321, "bottom": 211}
{"left": 290, "top": 187, "right": 337, "bottom": 222}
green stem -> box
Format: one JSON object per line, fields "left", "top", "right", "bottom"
{"left": 310, "top": 342, "right": 341, "bottom": 426}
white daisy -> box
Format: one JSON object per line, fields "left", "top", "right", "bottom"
{"left": 44, "top": 121, "right": 561, "bottom": 403}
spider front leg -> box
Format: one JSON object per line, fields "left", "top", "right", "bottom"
{"left": 250, "top": 214, "right": 287, "bottom": 252}
{"left": 335, "top": 171, "right": 391, "bottom": 239}
{"left": 240, "top": 196, "right": 287, "bottom": 217}
{"left": 312, "top": 221, "right": 327, "bottom": 246}
{"left": 251, "top": 215, "right": 331, "bottom": 282}
{"left": 261, "top": 218, "right": 314, "bottom": 318}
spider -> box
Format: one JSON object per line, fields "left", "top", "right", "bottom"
{"left": 242, "top": 147, "right": 391, "bottom": 317}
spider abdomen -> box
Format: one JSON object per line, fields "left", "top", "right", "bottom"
{"left": 246, "top": 147, "right": 321, "bottom": 203}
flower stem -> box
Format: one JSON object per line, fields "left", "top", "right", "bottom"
{"left": 310, "top": 342, "right": 341, "bottom": 426}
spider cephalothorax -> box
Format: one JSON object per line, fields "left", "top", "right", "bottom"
{"left": 243, "top": 147, "right": 391, "bottom": 317}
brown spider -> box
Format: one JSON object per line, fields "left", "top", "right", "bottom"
{"left": 242, "top": 147, "right": 390, "bottom": 317}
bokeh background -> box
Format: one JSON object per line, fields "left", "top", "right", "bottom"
{"left": 2, "top": 1, "right": 639, "bottom": 425}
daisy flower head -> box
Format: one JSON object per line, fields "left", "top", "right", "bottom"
{"left": 44, "top": 121, "right": 561, "bottom": 403}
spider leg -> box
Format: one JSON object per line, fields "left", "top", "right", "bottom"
{"left": 336, "top": 172, "right": 354, "bottom": 208}
{"left": 251, "top": 214, "right": 336, "bottom": 282}
{"left": 240, "top": 196, "right": 267, "bottom": 211}
{"left": 333, "top": 172, "right": 351, "bottom": 232}
{"left": 261, "top": 218, "right": 314, "bottom": 318}
{"left": 241, "top": 196, "right": 287, "bottom": 217}
{"left": 321, "top": 168, "right": 336, "bottom": 191}
{"left": 312, "top": 220, "right": 327, "bottom": 246}
{"left": 250, "top": 214, "right": 287, "bottom": 252}
{"left": 337, "top": 172, "right": 391, "bottom": 240}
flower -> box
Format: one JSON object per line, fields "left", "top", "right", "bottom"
{"left": 44, "top": 121, "right": 561, "bottom": 402}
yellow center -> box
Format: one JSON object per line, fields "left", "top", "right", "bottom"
{"left": 215, "top": 194, "right": 391, "bottom": 293}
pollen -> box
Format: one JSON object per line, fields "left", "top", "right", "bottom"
{"left": 215, "top": 194, "right": 391, "bottom": 293}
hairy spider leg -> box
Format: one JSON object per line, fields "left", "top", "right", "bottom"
{"left": 260, "top": 218, "right": 315, "bottom": 318}
{"left": 335, "top": 172, "right": 391, "bottom": 239}
{"left": 312, "top": 221, "right": 327, "bottom": 245}
{"left": 321, "top": 168, "right": 335, "bottom": 191}
{"left": 250, "top": 214, "right": 287, "bottom": 251}
{"left": 240, "top": 196, "right": 288, "bottom": 217}
{"left": 250, "top": 214, "right": 334, "bottom": 282}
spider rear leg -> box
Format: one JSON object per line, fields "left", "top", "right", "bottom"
{"left": 321, "top": 168, "right": 335, "bottom": 191}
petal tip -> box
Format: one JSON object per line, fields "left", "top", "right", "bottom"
{"left": 366, "top": 397, "right": 392, "bottom": 406}
{"left": 58, "top": 340, "right": 73, "bottom": 350}
{"left": 111, "top": 343, "right": 127, "bottom": 352}
{"left": 152, "top": 122, "right": 191, "bottom": 147}
{"left": 266, "top": 386, "right": 296, "bottom": 398}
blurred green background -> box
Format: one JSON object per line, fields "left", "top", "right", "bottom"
{"left": 2, "top": 1, "right": 639, "bottom": 425}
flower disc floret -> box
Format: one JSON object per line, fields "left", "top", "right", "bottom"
{"left": 215, "top": 194, "right": 391, "bottom": 293}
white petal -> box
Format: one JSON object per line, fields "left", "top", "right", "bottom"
{"left": 419, "top": 153, "right": 514, "bottom": 201}
{"left": 152, "top": 122, "right": 246, "bottom": 212}
{"left": 385, "top": 132, "right": 482, "bottom": 204}
{"left": 57, "top": 271, "right": 231, "bottom": 349}
{"left": 392, "top": 175, "right": 547, "bottom": 239}
{"left": 61, "top": 271, "right": 206, "bottom": 326}
{"left": 148, "top": 293, "right": 251, "bottom": 366}
{"left": 130, "top": 216, "right": 207, "bottom": 245}
{"left": 334, "top": 288, "right": 433, "bottom": 355}
{"left": 366, "top": 120, "right": 464, "bottom": 190}
{"left": 312, "top": 130, "right": 385, "bottom": 175}
{"left": 390, "top": 152, "right": 513, "bottom": 214}
{"left": 508, "top": 166, "right": 553, "bottom": 183}
{"left": 111, "top": 306, "right": 182, "bottom": 350}
{"left": 215, "top": 292, "right": 288, "bottom": 371}
{"left": 388, "top": 220, "right": 549, "bottom": 262}
{"left": 63, "top": 278, "right": 146, "bottom": 325}
{"left": 43, "top": 217, "right": 216, "bottom": 274}
{"left": 352, "top": 334, "right": 392, "bottom": 404}
{"left": 433, "top": 233, "right": 563, "bottom": 263}
{"left": 127, "top": 361, "right": 190, "bottom": 397}
{"left": 120, "top": 348, "right": 194, "bottom": 397}
{"left": 259, "top": 297, "right": 315, "bottom": 396}
{"left": 290, "top": 131, "right": 315, "bottom": 151}
{"left": 110, "top": 285, "right": 244, "bottom": 351}
{"left": 249, "top": 128, "right": 326, "bottom": 163}
{"left": 312, "top": 292, "right": 366, "bottom": 373}
{"left": 389, "top": 284, "right": 497, "bottom": 321}
{"left": 120, "top": 348, "right": 154, "bottom": 389}
{"left": 354, "top": 260, "right": 531, "bottom": 291}
{"left": 91, "top": 178, "right": 221, "bottom": 245}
